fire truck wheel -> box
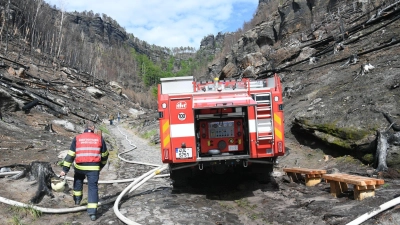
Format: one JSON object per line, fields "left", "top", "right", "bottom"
{"left": 170, "top": 167, "right": 192, "bottom": 189}
{"left": 251, "top": 163, "right": 273, "bottom": 184}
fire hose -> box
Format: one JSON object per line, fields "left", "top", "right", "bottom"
{"left": 345, "top": 196, "right": 400, "bottom": 225}
{"left": 0, "top": 125, "right": 169, "bottom": 225}
{"left": 1, "top": 123, "right": 400, "bottom": 224}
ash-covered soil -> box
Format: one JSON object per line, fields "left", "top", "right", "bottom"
{"left": 1, "top": 120, "right": 400, "bottom": 225}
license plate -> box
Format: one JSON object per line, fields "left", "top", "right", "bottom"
{"left": 175, "top": 148, "right": 192, "bottom": 159}
{"left": 228, "top": 145, "right": 238, "bottom": 151}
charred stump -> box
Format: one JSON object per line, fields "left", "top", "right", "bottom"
{"left": 375, "top": 131, "right": 389, "bottom": 172}
{"left": 9, "top": 161, "right": 57, "bottom": 204}
{"left": 44, "top": 123, "right": 56, "bottom": 133}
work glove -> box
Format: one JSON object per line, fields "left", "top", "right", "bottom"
{"left": 59, "top": 171, "right": 67, "bottom": 177}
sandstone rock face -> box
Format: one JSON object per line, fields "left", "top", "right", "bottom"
{"left": 67, "top": 14, "right": 171, "bottom": 64}
{"left": 200, "top": 35, "right": 215, "bottom": 49}
{"left": 198, "top": 32, "right": 227, "bottom": 80}
{"left": 211, "top": 20, "right": 277, "bottom": 80}
{"left": 200, "top": 32, "right": 225, "bottom": 55}
{"left": 206, "top": 0, "right": 400, "bottom": 166}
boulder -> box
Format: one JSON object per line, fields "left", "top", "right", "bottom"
{"left": 243, "top": 66, "right": 256, "bottom": 78}
{"left": 109, "top": 81, "right": 122, "bottom": 95}
{"left": 52, "top": 120, "right": 77, "bottom": 133}
{"left": 16, "top": 68, "right": 27, "bottom": 78}
{"left": 8, "top": 67, "right": 16, "bottom": 76}
{"left": 241, "top": 52, "right": 267, "bottom": 68}
{"left": 86, "top": 86, "right": 104, "bottom": 99}
{"left": 221, "top": 62, "right": 237, "bottom": 79}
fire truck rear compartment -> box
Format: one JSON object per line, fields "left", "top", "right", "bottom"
{"left": 159, "top": 75, "right": 284, "bottom": 188}
{"left": 194, "top": 106, "right": 250, "bottom": 159}
{"left": 168, "top": 96, "right": 276, "bottom": 187}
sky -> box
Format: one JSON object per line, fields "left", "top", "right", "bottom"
{"left": 44, "top": 0, "right": 259, "bottom": 49}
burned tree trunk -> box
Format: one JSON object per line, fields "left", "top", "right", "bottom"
{"left": 375, "top": 131, "right": 389, "bottom": 172}
{"left": 9, "top": 161, "right": 57, "bottom": 204}
{"left": 374, "top": 113, "right": 400, "bottom": 172}
{"left": 383, "top": 112, "right": 400, "bottom": 131}
{"left": 22, "top": 99, "right": 39, "bottom": 113}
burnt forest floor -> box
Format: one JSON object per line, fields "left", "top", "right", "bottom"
{"left": 1, "top": 117, "right": 400, "bottom": 225}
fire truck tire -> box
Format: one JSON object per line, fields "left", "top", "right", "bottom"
{"left": 251, "top": 163, "right": 273, "bottom": 184}
{"left": 170, "top": 167, "right": 192, "bottom": 189}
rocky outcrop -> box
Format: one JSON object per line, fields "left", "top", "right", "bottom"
{"left": 66, "top": 13, "right": 172, "bottom": 64}
{"left": 0, "top": 88, "right": 20, "bottom": 114}
{"left": 109, "top": 81, "right": 122, "bottom": 95}
{"left": 208, "top": 0, "right": 400, "bottom": 168}
{"left": 86, "top": 86, "right": 104, "bottom": 99}
{"left": 199, "top": 32, "right": 225, "bottom": 56}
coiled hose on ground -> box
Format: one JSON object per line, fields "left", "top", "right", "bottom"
{"left": 0, "top": 125, "right": 169, "bottom": 225}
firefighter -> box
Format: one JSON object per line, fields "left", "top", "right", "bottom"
{"left": 109, "top": 113, "right": 114, "bottom": 125}
{"left": 59, "top": 121, "right": 108, "bottom": 221}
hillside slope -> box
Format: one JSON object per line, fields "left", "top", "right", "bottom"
{"left": 204, "top": 0, "right": 400, "bottom": 168}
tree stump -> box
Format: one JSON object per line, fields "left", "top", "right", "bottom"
{"left": 9, "top": 161, "right": 58, "bottom": 204}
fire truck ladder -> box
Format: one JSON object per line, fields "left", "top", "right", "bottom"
{"left": 254, "top": 93, "right": 273, "bottom": 142}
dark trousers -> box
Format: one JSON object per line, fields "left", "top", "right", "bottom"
{"left": 73, "top": 169, "right": 100, "bottom": 215}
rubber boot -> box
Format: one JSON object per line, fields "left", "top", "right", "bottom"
{"left": 73, "top": 196, "right": 82, "bottom": 205}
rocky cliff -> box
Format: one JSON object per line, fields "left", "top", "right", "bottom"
{"left": 66, "top": 13, "right": 171, "bottom": 63}
{"left": 205, "top": 0, "right": 400, "bottom": 168}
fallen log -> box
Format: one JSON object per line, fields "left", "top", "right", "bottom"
{"left": 22, "top": 99, "right": 39, "bottom": 112}
{"left": 383, "top": 112, "right": 400, "bottom": 131}
{"left": 0, "top": 55, "right": 27, "bottom": 69}
{"left": 23, "top": 90, "right": 67, "bottom": 116}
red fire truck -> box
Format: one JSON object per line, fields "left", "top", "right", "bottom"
{"left": 158, "top": 75, "right": 285, "bottom": 187}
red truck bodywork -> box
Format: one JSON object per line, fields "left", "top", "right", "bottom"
{"left": 158, "top": 75, "right": 285, "bottom": 185}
